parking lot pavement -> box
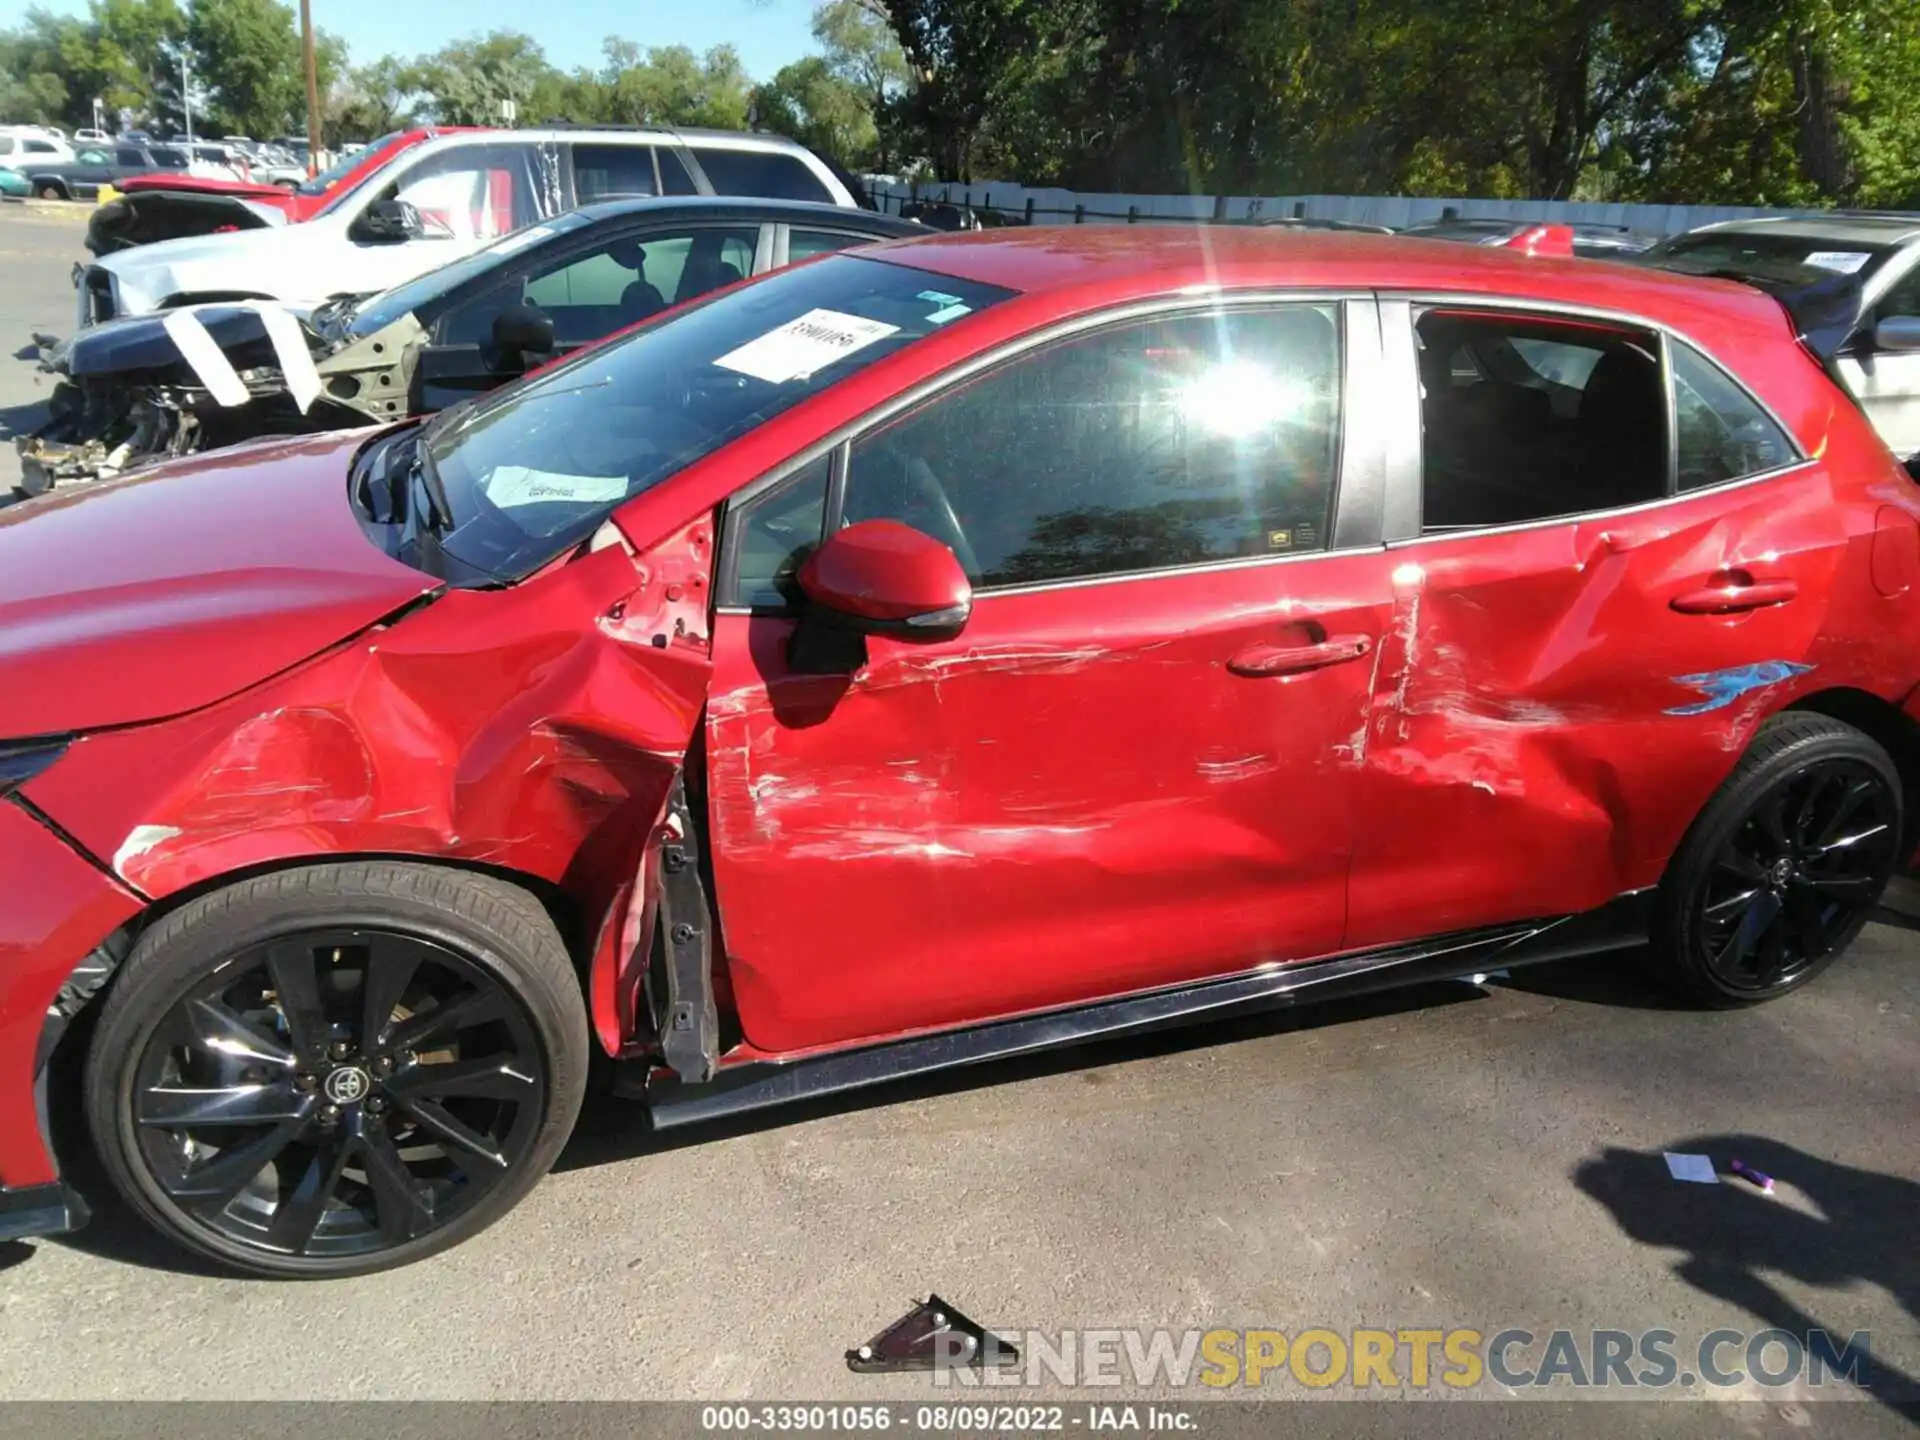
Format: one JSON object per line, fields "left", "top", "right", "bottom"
{"left": 0, "top": 206, "right": 86, "bottom": 492}
{"left": 0, "top": 212, "right": 1915, "bottom": 1433}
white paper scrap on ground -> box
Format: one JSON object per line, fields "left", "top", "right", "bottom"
{"left": 1663, "top": 1152, "right": 1719, "bottom": 1184}
{"left": 714, "top": 309, "right": 899, "bottom": 384}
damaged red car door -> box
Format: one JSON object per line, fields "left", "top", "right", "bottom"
{"left": 702, "top": 300, "right": 1397, "bottom": 1054}
{"left": 1346, "top": 301, "right": 1862, "bottom": 948}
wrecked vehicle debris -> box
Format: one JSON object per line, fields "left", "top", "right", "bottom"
{"left": 5, "top": 227, "right": 1917, "bottom": 1282}
{"left": 15, "top": 197, "right": 917, "bottom": 499}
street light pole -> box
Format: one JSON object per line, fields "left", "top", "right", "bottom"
{"left": 301, "top": 0, "right": 322, "bottom": 176}
{"left": 181, "top": 50, "right": 193, "bottom": 143}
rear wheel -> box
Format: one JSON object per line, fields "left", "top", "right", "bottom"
{"left": 1654, "top": 713, "right": 1902, "bottom": 1007}
{"left": 85, "top": 862, "right": 587, "bottom": 1277}
{"left": 37, "top": 182, "right": 67, "bottom": 201}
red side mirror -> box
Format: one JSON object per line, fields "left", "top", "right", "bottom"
{"left": 797, "top": 519, "right": 972, "bottom": 633}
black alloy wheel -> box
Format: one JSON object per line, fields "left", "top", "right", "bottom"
{"left": 1694, "top": 758, "right": 1899, "bottom": 994}
{"left": 87, "top": 863, "right": 588, "bottom": 1276}
{"left": 128, "top": 929, "right": 545, "bottom": 1260}
{"left": 1658, "top": 712, "right": 1902, "bottom": 1006}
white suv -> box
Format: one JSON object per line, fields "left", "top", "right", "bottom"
{"left": 78, "top": 127, "right": 861, "bottom": 327}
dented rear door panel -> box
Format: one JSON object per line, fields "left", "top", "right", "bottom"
{"left": 1346, "top": 460, "right": 1866, "bottom": 951}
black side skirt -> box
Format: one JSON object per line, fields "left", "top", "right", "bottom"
{"left": 0, "top": 1181, "right": 89, "bottom": 1243}
{"left": 642, "top": 889, "right": 1655, "bottom": 1129}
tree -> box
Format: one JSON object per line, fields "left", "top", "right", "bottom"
{"left": 599, "top": 41, "right": 754, "bottom": 128}
{"left": 328, "top": 53, "right": 416, "bottom": 139}
{"left": 756, "top": 54, "right": 877, "bottom": 166}
{"left": 187, "top": 0, "right": 309, "bottom": 136}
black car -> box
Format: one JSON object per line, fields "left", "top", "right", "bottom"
{"left": 19, "top": 196, "right": 922, "bottom": 495}
{"left": 24, "top": 143, "right": 189, "bottom": 201}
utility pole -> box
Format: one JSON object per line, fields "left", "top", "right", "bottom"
{"left": 301, "top": 0, "right": 322, "bottom": 175}
{"left": 181, "top": 50, "right": 193, "bottom": 143}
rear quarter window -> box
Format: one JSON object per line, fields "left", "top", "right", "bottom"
{"left": 690, "top": 147, "right": 833, "bottom": 203}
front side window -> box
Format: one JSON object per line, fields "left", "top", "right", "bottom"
{"left": 838, "top": 305, "right": 1343, "bottom": 589}
{"left": 375, "top": 143, "right": 546, "bottom": 242}
{"left": 422, "top": 255, "right": 1012, "bottom": 580}
{"left": 690, "top": 147, "right": 833, "bottom": 204}
{"left": 1672, "top": 340, "right": 1796, "bottom": 490}
{"left": 25, "top": 138, "right": 58, "bottom": 155}
{"left": 115, "top": 147, "right": 147, "bottom": 167}
{"left": 1417, "top": 309, "right": 1666, "bottom": 531}
{"left": 510, "top": 225, "right": 759, "bottom": 344}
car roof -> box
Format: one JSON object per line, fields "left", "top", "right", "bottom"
{"left": 572, "top": 195, "right": 915, "bottom": 230}
{"left": 1683, "top": 215, "right": 1920, "bottom": 246}
{"left": 863, "top": 225, "right": 1795, "bottom": 342}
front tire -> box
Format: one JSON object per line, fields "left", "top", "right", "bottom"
{"left": 85, "top": 862, "right": 588, "bottom": 1277}
{"left": 1653, "top": 713, "right": 1902, "bottom": 1007}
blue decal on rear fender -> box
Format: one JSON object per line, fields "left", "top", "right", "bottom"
{"left": 1665, "top": 660, "right": 1815, "bottom": 716}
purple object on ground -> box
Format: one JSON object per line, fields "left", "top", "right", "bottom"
{"left": 1730, "top": 1159, "right": 1775, "bottom": 1193}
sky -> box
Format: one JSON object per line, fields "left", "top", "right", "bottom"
{"left": 0, "top": 0, "right": 824, "bottom": 80}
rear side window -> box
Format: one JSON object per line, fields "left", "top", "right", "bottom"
{"left": 839, "top": 305, "right": 1343, "bottom": 589}
{"left": 116, "top": 147, "right": 148, "bottom": 166}
{"left": 1417, "top": 310, "right": 1666, "bottom": 531}
{"left": 790, "top": 228, "right": 878, "bottom": 263}
{"left": 1672, "top": 340, "right": 1795, "bottom": 490}
{"left": 690, "top": 147, "right": 833, "bottom": 203}
{"left": 572, "top": 143, "right": 657, "bottom": 201}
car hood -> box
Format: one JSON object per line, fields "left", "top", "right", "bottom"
{"left": 0, "top": 429, "right": 438, "bottom": 737}
{"left": 95, "top": 225, "right": 490, "bottom": 317}
{"left": 87, "top": 189, "right": 288, "bottom": 256}
{"left": 45, "top": 301, "right": 327, "bottom": 385}
{"left": 117, "top": 173, "right": 293, "bottom": 203}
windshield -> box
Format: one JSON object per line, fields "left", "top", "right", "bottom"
{"left": 421, "top": 254, "right": 1014, "bottom": 580}
{"left": 300, "top": 131, "right": 401, "bottom": 199}
{"left": 1642, "top": 231, "right": 1899, "bottom": 287}
{"left": 345, "top": 213, "right": 593, "bottom": 337}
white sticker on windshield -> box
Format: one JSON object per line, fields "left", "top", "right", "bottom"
{"left": 486, "top": 465, "right": 628, "bottom": 516}
{"left": 1805, "top": 250, "right": 1871, "bottom": 274}
{"left": 713, "top": 308, "right": 900, "bottom": 384}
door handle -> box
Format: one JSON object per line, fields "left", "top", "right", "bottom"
{"left": 1670, "top": 573, "right": 1799, "bottom": 615}
{"left": 1229, "top": 634, "right": 1372, "bottom": 678}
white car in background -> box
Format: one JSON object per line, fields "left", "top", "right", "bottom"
{"left": 76, "top": 127, "right": 864, "bottom": 326}
{"left": 1644, "top": 215, "right": 1920, "bottom": 464}
{"left": 0, "top": 127, "right": 73, "bottom": 165}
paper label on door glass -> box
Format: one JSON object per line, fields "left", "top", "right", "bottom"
{"left": 1804, "top": 251, "right": 1871, "bottom": 274}
{"left": 714, "top": 308, "right": 900, "bottom": 383}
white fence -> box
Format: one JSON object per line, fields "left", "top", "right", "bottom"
{"left": 864, "top": 176, "right": 1877, "bottom": 238}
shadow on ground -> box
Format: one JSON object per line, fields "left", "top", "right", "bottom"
{"left": 1575, "top": 1137, "right": 1919, "bottom": 1421}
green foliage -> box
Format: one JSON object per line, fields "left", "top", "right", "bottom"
{"left": 4, "top": 0, "right": 1916, "bottom": 204}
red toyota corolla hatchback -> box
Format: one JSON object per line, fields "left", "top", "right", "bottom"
{"left": 2, "top": 228, "right": 1915, "bottom": 1276}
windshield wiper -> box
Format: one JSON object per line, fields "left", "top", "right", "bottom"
{"left": 408, "top": 445, "right": 454, "bottom": 534}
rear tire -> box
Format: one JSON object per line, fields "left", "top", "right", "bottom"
{"left": 37, "top": 182, "right": 67, "bottom": 201}
{"left": 84, "top": 862, "right": 588, "bottom": 1277}
{"left": 1652, "top": 713, "right": 1901, "bottom": 1007}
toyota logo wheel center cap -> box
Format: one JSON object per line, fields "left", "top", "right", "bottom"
{"left": 323, "top": 1066, "right": 371, "bottom": 1105}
